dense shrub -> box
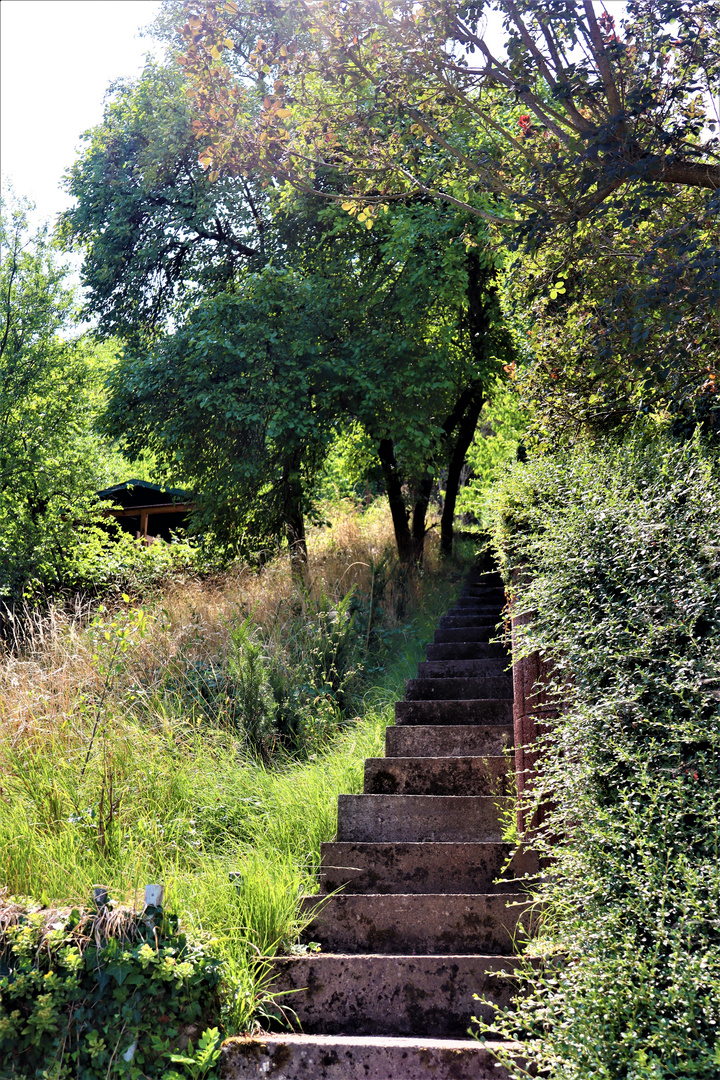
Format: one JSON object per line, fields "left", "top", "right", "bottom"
{"left": 0, "top": 897, "right": 223, "bottom": 1080}
{"left": 476, "top": 435, "right": 720, "bottom": 1079}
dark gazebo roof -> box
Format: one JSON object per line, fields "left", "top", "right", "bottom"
{"left": 96, "top": 479, "right": 194, "bottom": 507}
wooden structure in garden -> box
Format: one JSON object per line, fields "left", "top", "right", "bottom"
{"left": 96, "top": 479, "right": 196, "bottom": 543}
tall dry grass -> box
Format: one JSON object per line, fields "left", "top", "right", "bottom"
{"left": 0, "top": 499, "right": 431, "bottom": 750}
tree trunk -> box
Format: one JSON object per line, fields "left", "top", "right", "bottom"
{"left": 378, "top": 438, "right": 414, "bottom": 563}
{"left": 440, "top": 251, "right": 497, "bottom": 556}
{"left": 411, "top": 472, "right": 434, "bottom": 563}
{"left": 440, "top": 389, "right": 484, "bottom": 556}
{"left": 282, "top": 454, "right": 308, "bottom": 579}
{"left": 286, "top": 504, "right": 307, "bottom": 580}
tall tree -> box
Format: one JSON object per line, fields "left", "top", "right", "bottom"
{"left": 60, "top": 62, "right": 267, "bottom": 343}
{"left": 0, "top": 198, "right": 121, "bottom": 599}
{"left": 63, "top": 63, "right": 512, "bottom": 561}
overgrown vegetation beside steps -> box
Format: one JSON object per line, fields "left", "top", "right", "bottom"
{"left": 0, "top": 500, "right": 475, "bottom": 1076}
{"left": 472, "top": 436, "right": 720, "bottom": 1080}
{"left": 0, "top": 896, "right": 224, "bottom": 1079}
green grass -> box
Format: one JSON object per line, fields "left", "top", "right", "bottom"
{"left": 1, "top": 540, "right": 471, "bottom": 1031}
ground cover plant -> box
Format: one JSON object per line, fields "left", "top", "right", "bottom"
{"left": 0, "top": 897, "right": 224, "bottom": 1080}
{"left": 0, "top": 499, "right": 473, "bottom": 1076}
{"left": 475, "top": 434, "right": 720, "bottom": 1079}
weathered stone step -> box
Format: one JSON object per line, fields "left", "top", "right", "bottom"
{"left": 319, "top": 842, "right": 536, "bottom": 895}
{"left": 385, "top": 724, "right": 514, "bottom": 757}
{"left": 434, "top": 627, "right": 496, "bottom": 643}
{"left": 220, "top": 1034, "right": 520, "bottom": 1080}
{"left": 426, "top": 642, "right": 509, "bottom": 661}
{"left": 459, "top": 591, "right": 505, "bottom": 600}
{"left": 395, "top": 699, "right": 513, "bottom": 726}
{"left": 336, "top": 794, "right": 508, "bottom": 842}
{"left": 417, "top": 659, "right": 510, "bottom": 679}
{"left": 439, "top": 613, "right": 498, "bottom": 627}
{"left": 450, "top": 611, "right": 502, "bottom": 623}
{"left": 466, "top": 591, "right": 503, "bottom": 602}
{"left": 300, "top": 892, "right": 532, "bottom": 955}
{"left": 405, "top": 677, "right": 513, "bottom": 702}
{"left": 270, "top": 953, "right": 522, "bottom": 1036}
{"left": 447, "top": 606, "right": 502, "bottom": 618}
{"left": 364, "top": 755, "right": 511, "bottom": 795}
{"left": 458, "top": 604, "right": 498, "bottom": 616}
{"left": 221, "top": 1035, "right": 520, "bottom": 1080}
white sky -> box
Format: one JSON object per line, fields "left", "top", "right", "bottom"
{"left": 1, "top": 1, "right": 163, "bottom": 232}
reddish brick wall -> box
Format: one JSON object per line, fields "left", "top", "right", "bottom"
{"left": 511, "top": 604, "right": 559, "bottom": 833}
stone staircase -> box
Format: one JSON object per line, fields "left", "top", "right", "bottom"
{"left": 222, "top": 567, "right": 535, "bottom": 1079}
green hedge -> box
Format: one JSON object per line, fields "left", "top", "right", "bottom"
{"left": 0, "top": 899, "right": 223, "bottom": 1080}
{"left": 477, "top": 435, "right": 720, "bottom": 1079}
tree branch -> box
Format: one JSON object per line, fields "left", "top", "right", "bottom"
{"left": 582, "top": 0, "right": 623, "bottom": 120}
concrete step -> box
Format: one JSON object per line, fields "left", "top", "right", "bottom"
{"left": 319, "top": 842, "right": 537, "bottom": 895}
{"left": 417, "top": 659, "right": 510, "bottom": 679}
{"left": 405, "top": 677, "right": 513, "bottom": 702}
{"left": 458, "top": 602, "right": 498, "bottom": 613}
{"left": 444, "top": 609, "right": 500, "bottom": 626}
{"left": 434, "top": 627, "right": 496, "bottom": 643}
{"left": 445, "top": 614, "right": 500, "bottom": 625}
{"left": 459, "top": 596, "right": 505, "bottom": 604}
{"left": 220, "top": 1033, "right": 522, "bottom": 1080}
{"left": 300, "top": 892, "right": 533, "bottom": 955}
{"left": 336, "top": 794, "right": 508, "bottom": 843}
{"left": 395, "top": 700, "right": 513, "bottom": 726}
{"left": 439, "top": 613, "right": 498, "bottom": 627}
{"left": 426, "top": 642, "right": 509, "bottom": 661}
{"left": 269, "top": 953, "right": 523, "bottom": 1036}
{"left": 220, "top": 1034, "right": 525, "bottom": 1080}
{"left": 364, "top": 755, "right": 511, "bottom": 795}
{"left": 385, "top": 724, "right": 514, "bottom": 757}
{"left": 457, "top": 588, "right": 505, "bottom": 600}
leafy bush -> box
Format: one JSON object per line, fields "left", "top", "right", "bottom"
{"left": 476, "top": 434, "right": 720, "bottom": 1079}
{"left": 0, "top": 897, "right": 223, "bottom": 1080}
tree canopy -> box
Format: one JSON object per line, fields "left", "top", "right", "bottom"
{"left": 177, "top": 0, "right": 719, "bottom": 222}
{"left": 176, "top": 0, "right": 719, "bottom": 434}
{"left": 60, "top": 62, "right": 267, "bottom": 342}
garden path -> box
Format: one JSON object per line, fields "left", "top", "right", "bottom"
{"left": 222, "top": 565, "right": 535, "bottom": 1079}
